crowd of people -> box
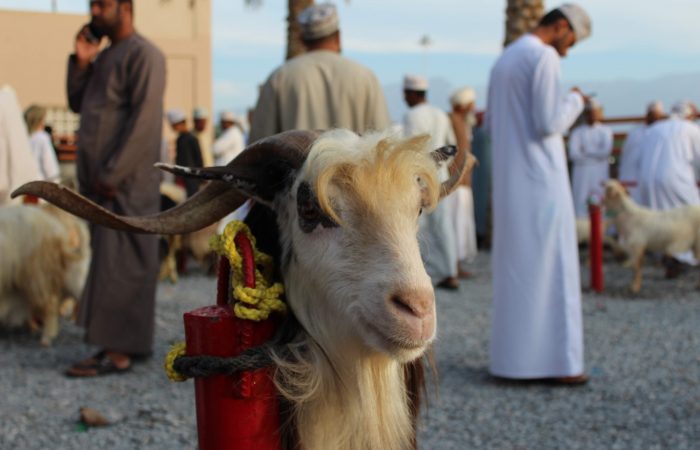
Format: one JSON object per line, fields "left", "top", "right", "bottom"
{"left": 1, "top": 0, "right": 699, "bottom": 389}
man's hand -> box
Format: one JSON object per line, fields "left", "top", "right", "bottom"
{"left": 570, "top": 87, "right": 590, "bottom": 104}
{"left": 75, "top": 25, "right": 100, "bottom": 71}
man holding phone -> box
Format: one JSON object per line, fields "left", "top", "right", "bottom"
{"left": 65, "top": 0, "right": 166, "bottom": 377}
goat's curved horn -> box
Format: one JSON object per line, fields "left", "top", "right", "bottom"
{"left": 12, "top": 180, "right": 244, "bottom": 234}
{"left": 11, "top": 129, "right": 321, "bottom": 234}
{"left": 431, "top": 144, "right": 474, "bottom": 199}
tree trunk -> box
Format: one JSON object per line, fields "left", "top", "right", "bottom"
{"left": 504, "top": 0, "right": 544, "bottom": 47}
{"left": 286, "top": 0, "right": 314, "bottom": 60}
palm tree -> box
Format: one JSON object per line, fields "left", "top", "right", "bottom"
{"left": 504, "top": 0, "right": 544, "bottom": 47}
{"left": 246, "top": 0, "right": 314, "bottom": 60}
{"left": 286, "top": 0, "right": 315, "bottom": 60}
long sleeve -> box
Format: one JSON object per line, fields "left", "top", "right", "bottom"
{"left": 567, "top": 127, "right": 585, "bottom": 163}
{"left": 66, "top": 54, "right": 92, "bottom": 113}
{"left": 618, "top": 128, "right": 642, "bottom": 181}
{"left": 587, "top": 126, "right": 614, "bottom": 159}
{"left": 102, "top": 45, "right": 166, "bottom": 189}
{"left": 248, "top": 74, "right": 279, "bottom": 144}
{"left": 531, "top": 49, "right": 584, "bottom": 138}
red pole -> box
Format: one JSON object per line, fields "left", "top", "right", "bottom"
{"left": 589, "top": 203, "right": 604, "bottom": 293}
{"left": 183, "top": 234, "right": 282, "bottom": 449}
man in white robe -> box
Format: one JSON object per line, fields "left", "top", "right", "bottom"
{"left": 485, "top": 4, "right": 592, "bottom": 382}
{"left": 568, "top": 101, "right": 613, "bottom": 217}
{"left": 0, "top": 85, "right": 41, "bottom": 205}
{"left": 212, "top": 111, "right": 245, "bottom": 166}
{"left": 403, "top": 75, "right": 459, "bottom": 289}
{"left": 617, "top": 101, "right": 664, "bottom": 202}
{"left": 637, "top": 101, "right": 700, "bottom": 269}
{"left": 447, "top": 86, "right": 479, "bottom": 276}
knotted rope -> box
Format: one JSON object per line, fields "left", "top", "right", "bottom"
{"left": 164, "top": 221, "right": 287, "bottom": 382}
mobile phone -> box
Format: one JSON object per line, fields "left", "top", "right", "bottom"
{"left": 83, "top": 23, "right": 102, "bottom": 44}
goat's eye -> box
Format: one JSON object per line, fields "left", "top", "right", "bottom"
{"left": 299, "top": 201, "right": 320, "bottom": 221}
{"left": 419, "top": 207, "right": 423, "bottom": 217}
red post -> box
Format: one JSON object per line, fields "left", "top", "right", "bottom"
{"left": 589, "top": 203, "right": 604, "bottom": 293}
{"left": 183, "top": 237, "right": 282, "bottom": 449}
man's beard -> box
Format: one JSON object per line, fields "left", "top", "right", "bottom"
{"left": 90, "top": 16, "right": 119, "bottom": 39}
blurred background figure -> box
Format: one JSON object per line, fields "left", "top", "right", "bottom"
{"left": 617, "top": 101, "right": 665, "bottom": 202}
{"left": 0, "top": 84, "right": 40, "bottom": 205}
{"left": 192, "top": 106, "right": 213, "bottom": 167}
{"left": 167, "top": 108, "right": 203, "bottom": 198}
{"left": 403, "top": 74, "right": 459, "bottom": 290}
{"left": 248, "top": 2, "right": 390, "bottom": 142}
{"left": 23, "top": 104, "right": 60, "bottom": 182}
{"left": 568, "top": 99, "right": 613, "bottom": 217}
{"left": 471, "top": 110, "right": 492, "bottom": 249}
{"left": 636, "top": 100, "right": 700, "bottom": 274}
{"left": 447, "top": 86, "right": 478, "bottom": 278}
{"left": 212, "top": 110, "right": 245, "bottom": 166}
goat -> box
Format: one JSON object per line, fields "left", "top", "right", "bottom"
{"left": 603, "top": 179, "right": 700, "bottom": 293}
{"left": 13, "top": 129, "right": 472, "bottom": 449}
{"left": 0, "top": 203, "right": 90, "bottom": 345}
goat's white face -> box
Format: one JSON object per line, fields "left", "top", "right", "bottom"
{"left": 274, "top": 131, "right": 439, "bottom": 362}
{"left": 603, "top": 180, "right": 627, "bottom": 211}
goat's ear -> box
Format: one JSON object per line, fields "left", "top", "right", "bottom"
{"left": 158, "top": 130, "right": 320, "bottom": 205}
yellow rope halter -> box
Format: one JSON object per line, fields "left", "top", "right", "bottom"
{"left": 164, "top": 220, "right": 286, "bottom": 382}
{"left": 210, "top": 220, "right": 287, "bottom": 321}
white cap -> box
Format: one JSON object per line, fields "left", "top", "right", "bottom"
{"left": 193, "top": 107, "right": 208, "bottom": 120}
{"left": 298, "top": 3, "right": 339, "bottom": 41}
{"left": 166, "top": 108, "right": 186, "bottom": 125}
{"left": 220, "top": 111, "right": 237, "bottom": 123}
{"left": 670, "top": 101, "right": 694, "bottom": 119}
{"left": 403, "top": 74, "right": 428, "bottom": 92}
{"left": 558, "top": 3, "right": 592, "bottom": 43}
{"left": 449, "top": 87, "right": 476, "bottom": 107}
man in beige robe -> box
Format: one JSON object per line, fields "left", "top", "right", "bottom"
{"left": 249, "top": 3, "right": 390, "bottom": 142}
{"left": 65, "top": 0, "right": 166, "bottom": 376}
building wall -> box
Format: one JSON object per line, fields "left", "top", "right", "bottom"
{"left": 0, "top": 1, "right": 211, "bottom": 140}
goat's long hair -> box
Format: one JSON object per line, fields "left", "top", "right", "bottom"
{"left": 254, "top": 131, "right": 440, "bottom": 450}
{"left": 307, "top": 131, "right": 440, "bottom": 224}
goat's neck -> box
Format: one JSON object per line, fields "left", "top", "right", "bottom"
{"left": 292, "top": 338, "right": 413, "bottom": 450}
{"left": 274, "top": 286, "right": 414, "bottom": 449}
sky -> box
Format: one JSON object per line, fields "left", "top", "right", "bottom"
{"left": 2, "top": 0, "right": 700, "bottom": 121}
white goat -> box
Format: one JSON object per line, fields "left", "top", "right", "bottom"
{"left": 0, "top": 204, "right": 91, "bottom": 345}
{"left": 13, "top": 129, "right": 471, "bottom": 449}
{"left": 603, "top": 179, "right": 700, "bottom": 293}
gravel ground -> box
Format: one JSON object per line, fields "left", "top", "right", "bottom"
{"left": 1, "top": 251, "right": 698, "bottom": 449}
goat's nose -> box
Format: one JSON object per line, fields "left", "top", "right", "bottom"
{"left": 389, "top": 288, "right": 434, "bottom": 319}
{"left": 389, "top": 287, "right": 436, "bottom": 342}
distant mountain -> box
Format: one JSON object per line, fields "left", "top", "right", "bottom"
{"left": 385, "top": 72, "right": 700, "bottom": 126}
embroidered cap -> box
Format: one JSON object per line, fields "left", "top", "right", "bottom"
{"left": 298, "top": 3, "right": 340, "bottom": 40}
{"left": 193, "top": 107, "right": 208, "bottom": 120}
{"left": 166, "top": 108, "right": 186, "bottom": 125}
{"left": 403, "top": 74, "right": 429, "bottom": 92}
{"left": 450, "top": 87, "right": 476, "bottom": 107}
{"left": 558, "top": 3, "right": 592, "bottom": 43}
